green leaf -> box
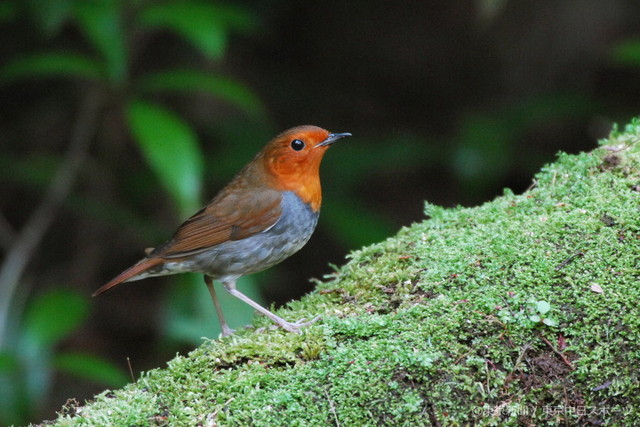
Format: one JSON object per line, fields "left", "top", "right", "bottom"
{"left": 23, "top": 289, "right": 89, "bottom": 346}
{"left": 72, "top": 0, "right": 127, "bottom": 83}
{"left": 542, "top": 318, "right": 558, "bottom": 327}
{"left": 139, "top": 69, "right": 264, "bottom": 117}
{"left": 127, "top": 99, "right": 203, "bottom": 216}
{"left": 0, "top": 52, "right": 104, "bottom": 83}
{"left": 55, "top": 352, "right": 129, "bottom": 387}
{"left": 138, "top": 1, "right": 255, "bottom": 59}
{"left": 536, "top": 300, "right": 551, "bottom": 315}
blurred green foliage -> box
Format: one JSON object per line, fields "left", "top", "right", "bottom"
{"left": 0, "top": 0, "right": 264, "bottom": 424}
{"left": 127, "top": 99, "right": 204, "bottom": 215}
{"left": 452, "top": 93, "right": 597, "bottom": 196}
{"left": 0, "top": 288, "right": 128, "bottom": 425}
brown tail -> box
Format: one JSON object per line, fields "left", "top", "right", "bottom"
{"left": 92, "top": 257, "right": 164, "bottom": 297}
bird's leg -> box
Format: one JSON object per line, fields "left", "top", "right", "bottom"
{"left": 204, "top": 276, "right": 235, "bottom": 337}
{"left": 223, "top": 280, "right": 319, "bottom": 334}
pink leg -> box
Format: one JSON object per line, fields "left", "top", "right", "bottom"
{"left": 223, "top": 280, "right": 319, "bottom": 333}
{"left": 204, "top": 276, "right": 235, "bottom": 337}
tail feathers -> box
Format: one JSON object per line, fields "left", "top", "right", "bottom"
{"left": 92, "top": 257, "right": 164, "bottom": 297}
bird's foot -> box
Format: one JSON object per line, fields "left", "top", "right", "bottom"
{"left": 255, "top": 316, "right": 321, "bottom": 334}
{"left": 219, "top": 325, "right": 236, "bottom": 338}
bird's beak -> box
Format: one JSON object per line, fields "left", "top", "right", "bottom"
{"left": 316, "top": 132, "right": 352, "bottom": 147}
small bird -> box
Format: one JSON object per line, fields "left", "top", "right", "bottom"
{"left": 93, "top": 125, "right": 350, "bottom": 337}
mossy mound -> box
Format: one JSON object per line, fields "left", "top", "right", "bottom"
{"left": 48, "top": 121, "right": 640, "bottom": 426}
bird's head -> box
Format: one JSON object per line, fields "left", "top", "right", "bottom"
{"left": 260, "top": 125, "right": 351, "bottom": 211}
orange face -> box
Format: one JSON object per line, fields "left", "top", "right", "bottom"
{"left": 262, "top": 125, "right": 350, "bottom": 211}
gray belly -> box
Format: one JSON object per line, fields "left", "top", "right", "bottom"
{"left": 161, "top": 191, "right": 319, "bottom": 282}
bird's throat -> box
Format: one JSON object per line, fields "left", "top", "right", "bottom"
{"left": 266, "top": 158, "right": 323, "bottom": 212}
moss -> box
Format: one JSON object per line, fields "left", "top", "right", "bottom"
{"left": 47, "top": 119, "right": 640, "bottom": 426}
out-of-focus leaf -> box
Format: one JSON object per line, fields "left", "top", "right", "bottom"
{"left": 453, "top": 93, "right": 595, "bottom": 195}
{"left": 127, "top": 99, "right": 203, "bottom": 216}
{"left": 139, "top": 69, "right": 264, "bottom": 117}
{"left": 505, "top": 93, "right": 596, "bottom": 132}
{"left": 0, "top": 52, "right": 104, "bottom": 83}
{"left": 72, "top": 0, "right": 126, "bottom": 83}
{"left": 205, "top": 120, "right": 273, "bottom": 180}
{"left": 55, "top": 352, "right": 129, "bottom": 387}
{"left": 27, "top": 0, "right": 72, "bottom": 36}
{"left": 611, "top": 39, "right": 640, "bottom": 67}
{"left": 323, "top": 199, "right": 394, "bottom": 248}
{"left": 453, "top": 115, "right": 511, "bottom": 183}
{"left": 138, "top": 1, "right": 255, "bottom": 60}
{"left": 0, "top": 153, "right": 59, "bottom": 187}
{"left": 22, "top": 289, "right": 88, "bottom": 346}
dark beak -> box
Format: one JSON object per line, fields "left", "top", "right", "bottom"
{"left": 316, "top": 132, "right": 351, "bottom": 147}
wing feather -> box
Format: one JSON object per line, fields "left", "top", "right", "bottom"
{"left": 153, "top": 186, "right": 282, "bottom": 258}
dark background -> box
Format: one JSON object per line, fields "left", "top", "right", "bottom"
{"left": 1, "top": 0, "right": 639, "bottom": 424}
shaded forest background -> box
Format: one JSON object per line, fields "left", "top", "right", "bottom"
{"left": 1, "top": 0, "right": 639, "bottom": 424}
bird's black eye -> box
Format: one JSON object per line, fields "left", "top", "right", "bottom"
{"left": 290, "top": 139, "right": 305, "bottom": 151}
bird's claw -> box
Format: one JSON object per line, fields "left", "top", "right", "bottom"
{"left": 279, "top": 316, "right": 321, "bottom": 333}
{"left": 219, "top": 326, "right": 236, "bottom": 338}
{"left": 256, "top": 316, "right": 321, "bottom": 334}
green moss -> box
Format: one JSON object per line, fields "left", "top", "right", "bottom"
{"left": 48, "top": 120, "right": 640, "bottom": 426}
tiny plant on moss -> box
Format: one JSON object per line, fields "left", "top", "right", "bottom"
{"left": 527, "top": 300, "right": 558, "bottom": 327}
{"left": 498, "top": 295, "right": 558, "bottom": 329}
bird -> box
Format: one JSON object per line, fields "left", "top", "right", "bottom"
{"left": 93, "top": 125, "right": 351, "bottom": 337}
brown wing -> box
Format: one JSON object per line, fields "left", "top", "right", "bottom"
{"left": 153, "top": 185, "right": 283, "bottom": 258}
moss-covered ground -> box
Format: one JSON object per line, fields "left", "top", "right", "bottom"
{"left": 45, "top": 120, "right": 640, "bottom": 426}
